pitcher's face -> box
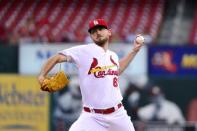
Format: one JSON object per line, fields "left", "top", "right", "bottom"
{"left": 90, "top": 26, "right": 111, "bottom": 46}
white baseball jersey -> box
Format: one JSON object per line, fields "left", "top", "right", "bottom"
{"left": 59, "top": 43, "right": 123, "bottom": 109}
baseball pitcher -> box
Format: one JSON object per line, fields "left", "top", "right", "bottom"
{"left": 38, "top": 19, "right": 144, "bottom": 131}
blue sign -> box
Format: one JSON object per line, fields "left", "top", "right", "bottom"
{"left": 149, "top": 46, "right": 197, "bottom": 76}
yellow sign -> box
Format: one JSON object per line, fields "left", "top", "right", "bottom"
{"left": 181, "top": 54, "right": 197, "bottom": 68}
{"left": 0, "top": 74, "right": 49, "bottom": 131}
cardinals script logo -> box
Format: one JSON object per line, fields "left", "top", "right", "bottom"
{"left": 88, "top": 56, "right": 119, "bottom": 78}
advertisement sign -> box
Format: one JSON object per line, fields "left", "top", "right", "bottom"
{"left": 149, "top": 46, "right": 197, "bottom": 76}
{"left": 0, "top": 75, "right": 49, "bottom": 131}
{"left": 19, "top": 44, "right": 77, "bottom": 75}
{"left": 19, "top": 43, "right": 147, "bottom": 77}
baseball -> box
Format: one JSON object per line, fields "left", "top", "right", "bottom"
{"left": 136, "top": 35, "right": 144, "bottom": 44}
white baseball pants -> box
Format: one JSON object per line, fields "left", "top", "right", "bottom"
{"left": 69, "top": 106, "right": 135, "bottom": 131}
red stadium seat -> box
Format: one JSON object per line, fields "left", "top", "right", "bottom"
{"left": 0, "top": 0, "right": 165, "bottom": 43}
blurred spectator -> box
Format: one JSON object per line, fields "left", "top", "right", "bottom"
{"left": 111, "top": 33, "right": 122, "bottom": 43}
{"left": 125, "top": 32, "right": 153, "bottom": 44}
{"left": 138, "top": 85, "right": 185, "bottom": 125}
{"left": 26, "top": 17, "right": 36, "bottom": 36}
{"left": 18, "top": 17, "right": 38, "bottom": 44}
{"left": 143, "top": 33, "right": 153, "bottom": 44}
{"left": 123, "top": 82, "right": 141, "bottom": 121}
{"left": 53, "top": 76, "right": 82, "bottom": 130}
{"left": 8, "top": 32, "right": 20, "bottom": 45}
{"left": 61, "top": 31, "right": 76, "bottom": 43}
{"left": 61, "top": 32, "right": 72, "bottom": 43}
{"left": 187, "top": 98, "right": 197, "bottom": 122}
{"left": 75, "top": 31, "right": 85, "bottom": 42}
{"left": 84, "top": 35, "right": 93, "bottom": 43}
{"left": 125, "top": 32, "right": 136, "bottom": 43}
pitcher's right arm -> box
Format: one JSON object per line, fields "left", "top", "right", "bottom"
{"left": 37, "top": 54, "right": 70, "bottom": 85}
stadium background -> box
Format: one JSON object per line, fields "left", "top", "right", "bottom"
{"left": 0, "top": 0, "right": 196, "bottom": 131}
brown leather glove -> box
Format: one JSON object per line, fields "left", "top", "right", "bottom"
{"left": 41, "top": 71, "right": 69, "bottom": 92}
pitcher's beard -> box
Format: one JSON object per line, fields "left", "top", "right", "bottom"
{"left": 94, "top": 37, "right": 108, "bottom": 47}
